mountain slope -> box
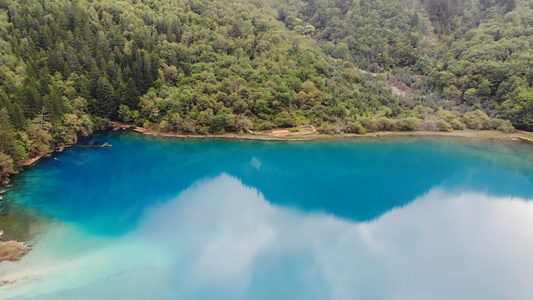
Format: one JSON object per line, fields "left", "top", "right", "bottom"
{"left": 0, "top": 0, "right": 523, "bottom": 182}
{"left": 277, "top": 0, "right": 532, "bottom": 130}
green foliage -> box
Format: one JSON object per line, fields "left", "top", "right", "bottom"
{"left": 0, "top": 152, "right": 14, "bottom": 176}
{"left": 463, "top": 110, "right": 491, "bottom": 130}
{"left": 423, "top": 1, "right": 533, "bottom": 130}
{"left": 397, "top": 118, "right": 421, "bottom": 131}
{"left": 0, "top": 108, "right": 27, "bottom": 170}
{"left": 277, "top": 0, "right": 427, "bottom": 71}
{"left": 0, "top": 0, "right": 526, "bottom": 180}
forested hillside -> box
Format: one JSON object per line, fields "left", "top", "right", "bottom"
{"left": 0, "top": 0, "right": 530, "bottom": 182}
{"left": 276, "top": 0, "right": 430, "bottom": 71}
{"left": 425, "top": 0, "right": 533, "bottom": 130}
{"left": 278, "top": 0, "right": 532, "bottom": 130}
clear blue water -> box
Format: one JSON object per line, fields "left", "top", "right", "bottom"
{"left": 1, "top": 131, "right": 533, "bottom": 299}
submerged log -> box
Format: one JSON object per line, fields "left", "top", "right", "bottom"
{"left": 78, "top": 143, "right": 113, "bottom": 148}
{"left": 0, "top": 229, "right": 32, "bottom": 262}
{"left": 0, "top": 241, "right": 32, "bottom": 262}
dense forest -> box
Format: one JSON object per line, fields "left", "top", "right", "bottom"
{"left": 0, "top": 0, "right": 531, "bottom": 181}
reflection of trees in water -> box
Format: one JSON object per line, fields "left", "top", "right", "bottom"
{"left": 450, "top": 139, "right": 533, "bottom": 178}
{"left": 6, "top": 132, "right": 533, "bottom": 237}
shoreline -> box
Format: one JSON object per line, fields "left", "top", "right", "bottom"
{"left": 141, "top": 129, "right": 533, "bottom": 144}
{"left": 109, "top": 120, "right": 533, "bottom": 143}
{"left": 1, "top": 127, "right": 531, "bottom": 187}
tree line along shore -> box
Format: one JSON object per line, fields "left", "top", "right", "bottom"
{"left": 1, "top": 0, "right": 533, "bottom": 184}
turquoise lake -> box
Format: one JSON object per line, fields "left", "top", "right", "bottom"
{"left": 1, "top": 131, "right": 533, "bottom": 299}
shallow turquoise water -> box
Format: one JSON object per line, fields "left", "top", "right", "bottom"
{"left": 1, "top": 132, "right": 533, "bottom": 299}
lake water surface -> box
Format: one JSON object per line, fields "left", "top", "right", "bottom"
{"left": 1, "top": 132, "right": 533, "bottom": 299}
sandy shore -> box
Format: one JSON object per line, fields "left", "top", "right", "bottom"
{"left": 141, "top": 129, "right": 533, "bottom": 144}
{"left": 109, "top": 118, "right": 533, "bottom": 144}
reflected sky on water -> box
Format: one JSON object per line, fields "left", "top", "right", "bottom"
{"left": 1, "top": 132, "right": 533, "bottom": 299}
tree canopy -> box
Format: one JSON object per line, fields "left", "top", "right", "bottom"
{"left": 0, "top": 0, "right": 528, "bottom": 180}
